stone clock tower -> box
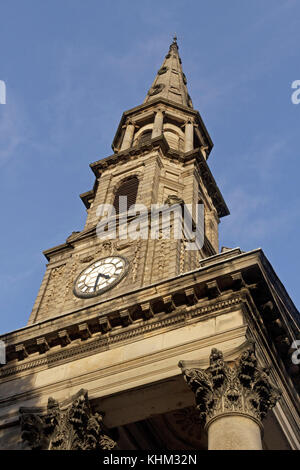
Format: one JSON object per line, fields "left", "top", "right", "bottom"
{"left": 27, "top": 36, "right": 227, "bottom": 327}
{"left": 0, "top": 38, "right": 299, "bottom": 451}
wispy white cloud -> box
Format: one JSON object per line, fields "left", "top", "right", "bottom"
{"left": 0, "top": 96, "right": 30, "bottom": 167}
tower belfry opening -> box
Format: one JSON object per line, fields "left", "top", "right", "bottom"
{"left": 0, "top": 39, "right": 299, "bottom": 451}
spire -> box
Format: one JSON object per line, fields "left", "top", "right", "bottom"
{"left": 144, "top": 36, "right": 193, "bottom": 108}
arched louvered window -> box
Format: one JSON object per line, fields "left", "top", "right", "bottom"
{"left": 139, "top": 130, "right": 152, "bottom": 146}
{"left": 113, "top": 176, "right": 139, "bottom": 215}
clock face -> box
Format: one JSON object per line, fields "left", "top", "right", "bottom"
{"left": 73, "top": 256, "right": 129, "bottom": 298}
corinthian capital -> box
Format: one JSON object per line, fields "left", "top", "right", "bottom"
{"left": 19, "top": 389, "right": 117, "bottom": 450}
{"left": 179, "top": 344, "right": 281, "bottom": 429}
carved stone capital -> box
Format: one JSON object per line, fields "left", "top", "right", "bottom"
{"left": 164, "top": 194, "right": 184, "bottom": 206}
{"left": 19, "top": 389, "right": 117, "bottom": 450}
{"left": 125, "top": 118, "right": 138, "bottom": 129}
{"left": 155, "top": 107, "right": 165, "bottom": 115}
{"left": 179, "top": 344, "right": 281, "bottom": 429}
{"left": 185, "top": 117, "right": 194, "bottom": 125}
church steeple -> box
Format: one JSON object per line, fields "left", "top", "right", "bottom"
{"left": 112, "top": 37, "right": 215, "bottom": 160}
{"left": 27, "top": 38, "right": 229, "bottom": 325}
{"left": 144, "top": 36, "right": 193, "bottom": 109}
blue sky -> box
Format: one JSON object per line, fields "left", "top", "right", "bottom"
{"left": 0, "top": 0, "right": 299, "bottom": 333}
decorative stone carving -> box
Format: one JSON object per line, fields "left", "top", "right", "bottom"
{"left": 179, "top": 237, "right": 189, "bottom": 273}
{"left": 44, "top": 265, "right": 66, "bottom": 311}
{"left": 95, "top": 240, "right": 115, "bottom": 257}
{"left": 64, "top": 259, "right": 80, "bottom": 302}
{"left": 179, "top": 343, "right": 281, "bottom": 429}
{"left": 158, "top": 237, "right": 167, "bottom": 277}
{"left": 19, "top": 389, "right": 117, "bottom": 450}
{"left": 164, "top": 194, "right": 184, "bottom": 206}
{"left": 131, "top": 239, "right": 141, "bottom": 282}
{"left": 79, "top": 255, "right": 94, "bottom": 264}
{"left": 148, "top": 83, "right": 165, "bottom": 96}
{"left": 157, "top": 66, "right": 168, "bottom": 75}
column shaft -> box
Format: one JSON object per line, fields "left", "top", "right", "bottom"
{"left": 207, "top": 415, "right": 262, "bottom": 450}
{"left": 152, "top": 110, "right": 164, "bottom": 138}
{"left": 121, "top": 123, "right": 135, "bottom": 151}
{"left": 184, "top": 122, "right": 194, "bottom": 152}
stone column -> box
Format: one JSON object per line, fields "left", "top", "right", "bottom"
{"left": 152, "top": 108, "right": 164, "bottom": 138}
{"left": 184, "top": 119, "right": 194, "bottom": 152}
{"left": 200, "top": 146, "right": 207, "bottom": 160}
{"left": 179, "top": 344, "right": 281, "bottom": 450}
{"left": 121, "top": 120, "right": 135, "bottom": 151}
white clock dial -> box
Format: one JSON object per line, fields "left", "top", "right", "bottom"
{"left": 74, "top": 256, "right": 128, "bottom": 298}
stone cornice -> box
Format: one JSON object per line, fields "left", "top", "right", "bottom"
{"left": 0, "top": 295, "right": 245, "bottom": 379}
{"left": 188, "top": 148, "right": 229, "bottom": 217}
{"left": 0, "top": 327, "right": 249, "bottom": 427}
{"left": 43, "top": 242, "right": 74, "bottom": 261}
{"left": 90, "top": 135, "right": 170, "bottom": 176}
{"left": 79, "top": 189, "right": 94, "bottom": 209}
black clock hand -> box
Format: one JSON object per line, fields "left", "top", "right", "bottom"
{"left": 94, "top": 272, "right": 110, "bottom": 290}
{"left": 101, "top": 273, "right": 110, "bottom": 279}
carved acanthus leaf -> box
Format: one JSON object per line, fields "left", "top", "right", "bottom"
{"left": 180, "top": 344, "right": 281, "bottom": 427}
{"left": 19, "top": 389, "right": 117, "bottom": 450}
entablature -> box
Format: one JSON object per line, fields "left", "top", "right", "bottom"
{"left": 1, "top": 248, "right": 298, "bottom": 397}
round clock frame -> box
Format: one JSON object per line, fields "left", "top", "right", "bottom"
{"left": 73, "top": 255, "right": 129, "bottom": 299}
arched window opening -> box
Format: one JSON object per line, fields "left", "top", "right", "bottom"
{"left": 113, "top": 176, "right": 139, "bottom": 215}
{"left": 138, "top": 130, "right": 152, "bottom": 146}
{"left": 163, "top": 125, "right": 184, "bottom": 151}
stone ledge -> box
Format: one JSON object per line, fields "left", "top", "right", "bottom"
{"left": 0, "top": 295, "right": 245, "bottom": 379}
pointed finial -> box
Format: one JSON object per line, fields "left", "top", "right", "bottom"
{"left": 169, "top": 34, "right": 179, "bottom": 51}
